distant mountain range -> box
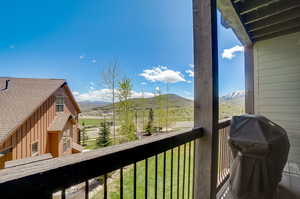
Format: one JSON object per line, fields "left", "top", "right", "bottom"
{"left": 79, "top": 94, "right": 193, "bottom": 117}
{"left": 78, "top": 101, "right": 109, "bottom": 111}
{"left": 79, "top": 91, "right": 245, "bottom": 115}
{"left": 92, "top": 94, "right": 193, "bottom": 112}
{"left": 220, "top": 90, "right": 245, "bottom": 101}
{"left": 79, "top": 94, "right": 193, "bottom": 113}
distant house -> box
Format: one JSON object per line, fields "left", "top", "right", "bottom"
{"left": 0, "top": 77, "right": 82, "bottom": 169}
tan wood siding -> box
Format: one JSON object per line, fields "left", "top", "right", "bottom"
{"left": 254, "top": 31, "right": 300, "bottom": 172}
{"left": 0, "top": 151, "right": 12, "bottom": 169}
{"left": 49, "top": 133, "right": 60, "bottom": 158}
{"left": 0, "top": 86, "right": 79, "bottom": 164}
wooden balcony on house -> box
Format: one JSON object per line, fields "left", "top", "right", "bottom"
{"left": 0, "top": 120, "right": 233, "bottom": 199}
{"left": 0, "top": 120, "right": 299, "bottom": 198}
{"left": 0, "top": 128, "right": 203, "bottom": 198}
{"left": 1, "top": 0, "right": 300, "bottom": 198}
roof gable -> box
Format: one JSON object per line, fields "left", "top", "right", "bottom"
{"left": 48, "top": 112, "right": 72, "bottom": 132}
{"left": 0, "top": 77, "right": 66, "bottom": 144}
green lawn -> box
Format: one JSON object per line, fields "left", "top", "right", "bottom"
{"left": 92, "top": 142, "right": 195, "bottom": 199}
{"left": 82, "top": 139, "right": 100, "bottom": 150}
{"left": 80, "top": 118, "right": 104, "bottom": 127}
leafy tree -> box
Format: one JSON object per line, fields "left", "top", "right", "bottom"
{"left": 165, "top": 83, "right": 170, "bottom": 132}
{"left": 141, "top": 87, "right": 146, "bottom": 131}
{"left": 155, "top": 87, "right": 165, "bottom": 132}
{"left": 101, "top": 60, "right": 119, "bottom": 144}
{"left": 145, "top": 108, "right": 154, "bottom": 135}
{"left": 97, "top": 121, "right": 111, "bottom": 147}
{"left": 118, "top": 78, "right": 136, "bottom": 141}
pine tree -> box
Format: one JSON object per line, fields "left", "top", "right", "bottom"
{"left": 97, "top": 121, "right": 111, "bottom": 147}
{"left": 145, "top": 108, "right": 154, "bottom": 136}
{"left": 155, "top": 87, "right": 165, "bottom": 132}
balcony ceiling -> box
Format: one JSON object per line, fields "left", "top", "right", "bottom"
{"left": 233, "top": 0, "right": 300, "bottom": 42}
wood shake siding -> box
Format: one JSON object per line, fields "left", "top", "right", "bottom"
{"left": 254, "top": 31, "right": 300, "bottom": 170}
{"left": 0, "top": 86, "right": 79, "bottom": 162}
{"left": 0, "top": 96, "right": 55, "bottom": 159}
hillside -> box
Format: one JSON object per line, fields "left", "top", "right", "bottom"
{"left": 94, "top": 94, "right": 192, "bottom": 111}
{"left": 78, "top": 101, "right": 109, "bottom": 111}
{"left": 80, "top": 92, "right": 245, "bottom": 119}
{"left": 80, "top": 94, "right": 193, "bottom": 117}
{"left": 220, "top": 91, "right": 245, "bottom": 118}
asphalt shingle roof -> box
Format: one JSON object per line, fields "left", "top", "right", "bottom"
{"left": 48, "top": 112, "right": 71, "bottom": 132}
{"left": 0, "top": 77, "right": 66, "bottom": 144}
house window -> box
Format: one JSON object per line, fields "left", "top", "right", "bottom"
{"left": 32, "top": 142, "right": 38, "bottom": 156}
{"left": 56, "top": 96, "right": 64, "bottom": 112}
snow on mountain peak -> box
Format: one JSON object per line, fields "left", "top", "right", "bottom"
{"left": 221, "top": 90, "right": 245, "bottom": 100}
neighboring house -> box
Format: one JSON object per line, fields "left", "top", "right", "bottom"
{"left": 0, "top": 77, "right": 82, "bottom": 169}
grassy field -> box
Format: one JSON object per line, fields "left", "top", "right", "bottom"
{"left": 92, "top": 142, "right": 194, "bottom": 199}
{"left": 82, "top": 139, "right": 99, "bottom": 150}
{"left": 80, "top": 118, "right": 104, "bottom": 127}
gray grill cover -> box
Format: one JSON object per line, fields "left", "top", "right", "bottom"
{"left": 229, "top": 115, "right": 290, "bottom": 199}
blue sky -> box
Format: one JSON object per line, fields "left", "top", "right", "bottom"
{"left": 0, "top": 0, "right": 244, "bottom": 102}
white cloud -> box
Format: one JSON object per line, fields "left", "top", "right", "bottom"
{"left": 186, "top": 64, "right": 194, "bottom": 77}
{"left": 79, "top": 55, "right": 97, "bottom": 64}
{"left": 139, "top": 66, "right": 186, "bottom": 83}
{"left": 187, "top": 80, "right": 192, "bottom": 83}
{"left": 185, "top": 69, "right": 194, "bottom": 77}
{"left": 72, "top": 91, "right": 80, "bottom": 96}
{"left": 222, "top": 45, "right": 244, "bottom": 59}
{"left": 155, "top": 86, "right": 160, "bottom": 91}
{"left": 73, "top": 89, "right": 154, "bottom": 102}
{"left": 131, "top": 91, "right": 155, "bottom": 99}
{"left": 73, "top": 89, "right": 113, "bottom": 102}
{"left": 9, "top": 45, "right": 15, "bottom": 49}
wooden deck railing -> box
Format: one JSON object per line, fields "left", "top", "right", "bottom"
{"left": 0, "top": 128, "right": 203, "bottom": 199}
{"left": 216, "top": 119, "right": 232, "bottom": 192}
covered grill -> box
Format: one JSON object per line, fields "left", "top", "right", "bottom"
{"left": 229, "top": 115, "right": 290, "bottom": 199}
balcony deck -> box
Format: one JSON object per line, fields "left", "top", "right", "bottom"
{"left": 0, "top": 119, "right": 297, "bottom": 199}
{"left": 0, "top": 128, "right": 203, "bottom": 198}
{"left": 218, "top": 172, "right": 300, "bottom": 199}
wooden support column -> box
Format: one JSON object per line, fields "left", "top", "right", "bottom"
{"left": 193, "top": 0, "right": 219, "bottom": 198}
{"left": 245, "top": 45, "right": 254, "bottom": 114}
